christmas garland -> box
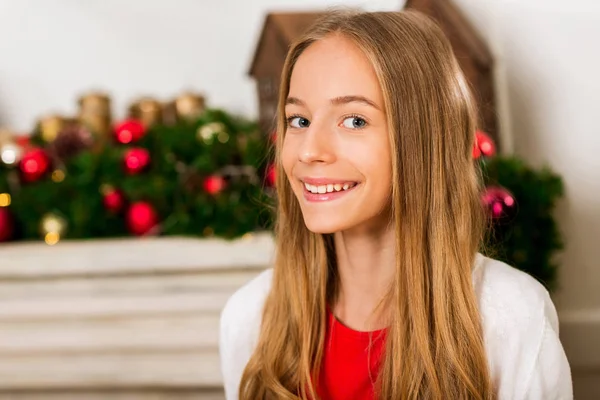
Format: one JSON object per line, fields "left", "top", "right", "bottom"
{"left": 0, "top": 94, "right": 275, "bottom": 242}
{"left": 0, "top": 93, "right": 564, "bottom": 290}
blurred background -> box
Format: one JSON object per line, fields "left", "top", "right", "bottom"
{"left": 0, "top": 0, "right": 598, "bottom": 399}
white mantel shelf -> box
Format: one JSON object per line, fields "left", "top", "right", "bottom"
{"left": 0, "top": 232, "right": 275, "bottom": 278}
{"left": 0, "top": 233, "right": 275, "bottom": 397}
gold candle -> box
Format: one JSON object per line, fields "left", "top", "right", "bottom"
{"left": 38, "top": 115, "right": 66, "bottom": 143}
{"left": 128, "top": 97, "right": 163, "bottom": 127}
{"left": 77, "top": 92, "right": 112, "bottom": 139}
{"left": 173, "top": 92, "right": 206, "bottom": 122}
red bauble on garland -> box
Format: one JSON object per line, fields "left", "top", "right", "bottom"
{"left": 19, "top": 147, "right": 51, "bottom": 182}
{"left": 102, "top": 187, "right": 126, "bottom": 214}
{"left": 0, "top": 207, "right": 14, "bottom": 242}
{"left": 203, "top": 175, "right": 226, "bottom": 195}
{"left": 126, "top": 201, "right": 159, "bottom": 235}
{"left": 123, "top": 148, "right": 151, "bottom": 175}
{"left": 114, "top": 119, "right": 146, "bottom": 144}
{"left": 482, "top": 186, "right": 516, "bottom": 219}
{"left": 266, "top": 164, "right": 276, "bottom": 186}
{"left": 473, "top": 130, "right": 496, "bottom": 159}
{"left": 15, "top": 135, "right": 31, "bottom": 148}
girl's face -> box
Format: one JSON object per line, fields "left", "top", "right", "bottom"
{"left": 282, "top": 34, "right": 392, "bottom": 234}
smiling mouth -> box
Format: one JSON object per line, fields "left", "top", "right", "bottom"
{"left": 303, "top": 182, "right": 358, "bottom": 194}
{"left": 300, "top": 180, "right": 360, "bottom": 202}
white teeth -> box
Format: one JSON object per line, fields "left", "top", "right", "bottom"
{"left": 304, "top": 182, "right": 357, "bottom": 193}
{"left": 304, "top": 183, "right": 318, "bottom": 193}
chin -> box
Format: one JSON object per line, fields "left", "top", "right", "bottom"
{"left": 302, "top": 215, "right": 351, "bottom": 234}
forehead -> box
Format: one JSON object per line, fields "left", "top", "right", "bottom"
{"left": 288, "top": 34, "right": 383, "bottom": 106}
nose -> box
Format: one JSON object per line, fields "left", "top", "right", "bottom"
{"left": 298, "top": 123, "right": 336, "bottom": 165}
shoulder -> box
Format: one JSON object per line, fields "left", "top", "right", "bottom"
{"left": 220, "top": 268, "right": 274, "bottom": 333}
{"left": 472, "top": 254, "right": 572, "bottom": 399}
{"left": 219, "top": 268, "right": 273, "bottom": 399}
{"left": 472, "top": 253, "right": 556, "bottom": 330}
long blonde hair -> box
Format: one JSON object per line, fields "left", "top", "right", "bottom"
{"left": 240, "top": 10, "right": 493, "bottom": 399}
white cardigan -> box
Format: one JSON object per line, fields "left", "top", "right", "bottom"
{"left": 219, "top": 253, "right": 573, "bottom": 400}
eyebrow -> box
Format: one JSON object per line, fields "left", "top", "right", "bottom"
{"left": 285, "top": 95, "right": 381, "bottom": 110}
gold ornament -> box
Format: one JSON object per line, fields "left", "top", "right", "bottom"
{"left": 173, "top": 92, "right": 205, "bottom": 121}
{"left": 0, "top": 193, "right": 11, "bottom": 207}
{"left": 78, "top": 92, "right": 112, "bottom": 141}
{"left": 45, "top": 232, "right": 60, "bottom": 246}
{"left": 197, "top": 122, "right": 227, "bottom": 144}
{"left": 128, "top": 97, "right": 163, "bottom": 127}
{"left": 51, "top": 169, "right": 66, "bottom": 183}
{"left": 241, "top": 232, "right": 254, "bottom": 241}
{"left": 40, "top": 213, "right": 67, "bottom": 245}
{"left": 38, "top": 115, "right": 66, "bottom": 142}
{"left": 217, "top": 131, "right": 230, "bottom": 143}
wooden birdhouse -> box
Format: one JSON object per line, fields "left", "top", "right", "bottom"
{"left": 249, "top": 12, "right": 325, "bottom": 133}
{"left": 405, "top": 0, "right": 498, "bottom": 145}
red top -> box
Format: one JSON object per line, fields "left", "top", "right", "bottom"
{"left": 316, "top": 308, "right": 387, "bottom": 400}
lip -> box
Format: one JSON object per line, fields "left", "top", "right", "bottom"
{"left": 300, "top": 179, "right": 360, "bottom": 202}
{"left": 300, "top": 177, "right": 358, "bottom": 185}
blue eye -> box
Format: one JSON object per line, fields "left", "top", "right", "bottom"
{"left": 287, "top": 116, "right": 310, "bottom": 128}
{"left": 342, "top": 116, "right": 367, "bottom": 129}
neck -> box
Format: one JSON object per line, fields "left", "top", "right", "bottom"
{"left": 331, "top": 222, "right": 395, "bottom": 332}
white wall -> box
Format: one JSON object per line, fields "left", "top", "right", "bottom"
{"left": 1, "top": 0, "right": 599, "bottom": 367}
{"left": 0, "top": 0, "right": 398, "bottom": 132}
{"left": 450, "top": 0, "right": 600, "bottom": 369}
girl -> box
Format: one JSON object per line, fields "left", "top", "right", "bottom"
{"left": 220, "top": 10, "right": 572, "bottom": 400}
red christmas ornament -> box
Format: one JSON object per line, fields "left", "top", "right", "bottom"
{"left": 103, "top": 188, "right": 126, "bottom": 214}
{"left": 266, "top": 164, "right": 276, "bottom": 186}
{"left": 473, "top": 130, "right": 496, "bottom": 159}
{"left": 270, "top": 131, "right": 277, "bottom": 144}
{"left": 15, "top": 135, "right": 31, "bottom": 148}
{"left": 0, "top": 207, "right": 14, "bottom": 242}
{"left": 481, "top": 186, "right": 516, "bottom": 219}
{"left": 204, "top": 175, "right": 226, "bottom": 195}
{"left": 114, "top": 119, "right": 146, "bottom": 144}
{"left": 472, "top": 143, "right": 482, "bottom": 159}
{"left": 123, "top": 148, "right": 151, "bottom": 175}
{"left": 19, "top": 147, "right": 50, "bottom": 182}
{"left": 126, "top": 201, "right": 159, "bottom": 236}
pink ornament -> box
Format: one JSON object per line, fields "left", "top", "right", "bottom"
{"left": 266, "top": 164, "right": 276, "bottom": 186}
{"left": 123, "top": 148, "right": 151, "bottom": 175}
{"left": 482, "top": 186, "right": 516, "bottom": 219}
{"left": 103, "top": 188, "right": 125, "bottom": 214}
{"left": 126, "top": 201, "right": 159, "bottom": 235}
{"left": 473, "top": 131, "right": 496, "bottom": 159}
{"left": 19, "top": 147, "right": 51, "bottom": 182}
{"left": 114, "top": 119, "right": 146, "bottom": 144}
{"left": 204, "top": 175, "right": 226, "bottom": 195}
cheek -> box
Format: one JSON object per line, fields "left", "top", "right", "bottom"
{"left": 357, "top": 139, "right": 393, "bottom": 197}
{"left": 353, "top": 139, "right": 392, "bottom": 179}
